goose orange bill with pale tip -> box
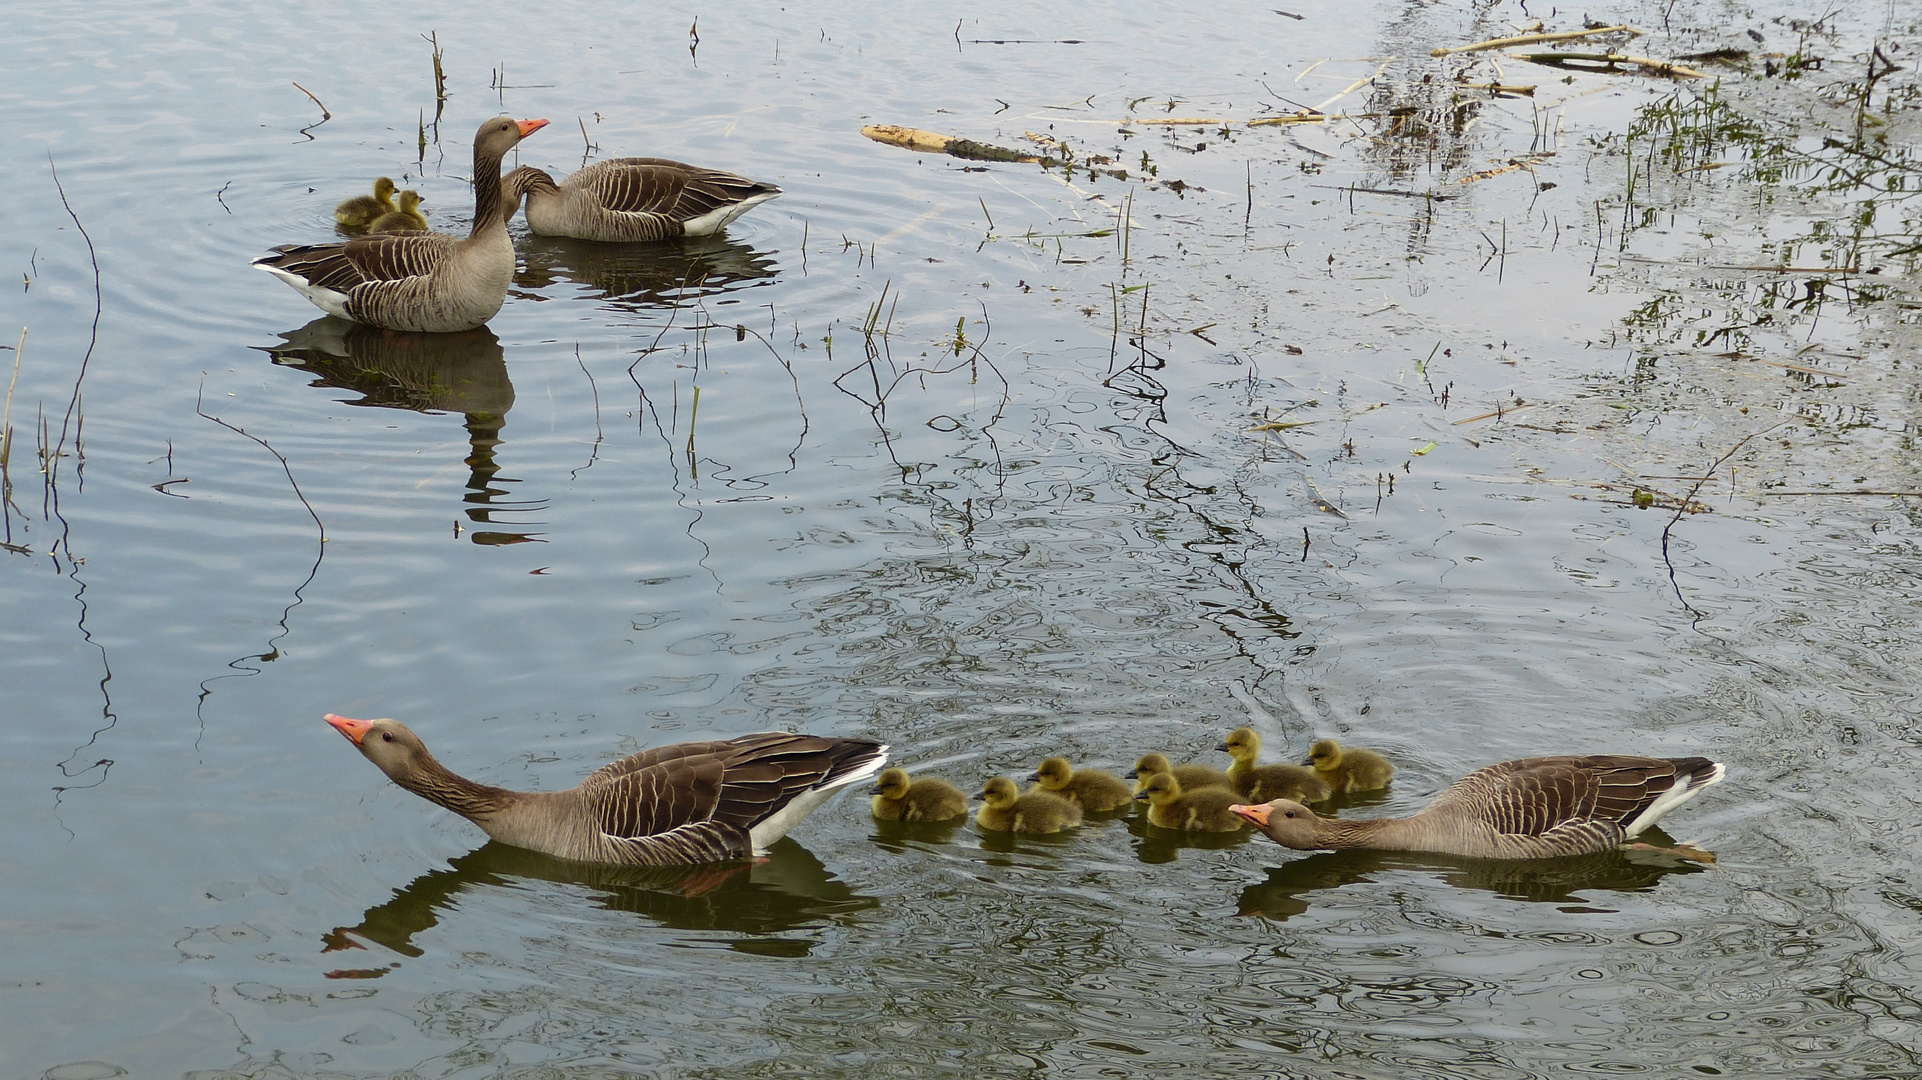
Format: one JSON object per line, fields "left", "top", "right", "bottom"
{"left": 325, "top": 713, "right": 373, "bottom": 744}
{"left": 1230, "top": 802, "right": 1275, "bottom": 827}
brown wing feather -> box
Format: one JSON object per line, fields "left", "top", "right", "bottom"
{"left": 582, "top": 158, "right": 780, "bottom": 219}
{"left": 1438, "top": 755, "right": 1708, "bottom": 838}
{"left": 579, "top": 732, "right": 881, "bottom": 840}
{"left": 257, "top": 232, "right": 457, "bottom": 291}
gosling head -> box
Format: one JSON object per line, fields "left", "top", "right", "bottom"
{"left": 1218, "top": 726, "right": 1260, "bottom": 761}
{"left": 1126, "top": 752, "right": 1173, "bottom": 781}
{"left": 1133, "top": 771, "right": 1182, "bottom": 807}
{"left": 1305, "top": 738, "right": 1343, "bottom": 770}
{"left": 396, "top": 189, "right": 424, "bottom": 213}
{"left": 1030, "top": 757, "right": 1074, "bottom": 791}
{"left": 873, "top": 767, "right": 912, "bottom": 801}
{"left": 372, "top": 176, "right": 397, "bottom": 201}
{"left": 975, "top": 776, "right": 1020, "bottom": 810}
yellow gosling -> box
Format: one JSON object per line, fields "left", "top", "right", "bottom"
{"left": 1029, "top": 757, "right": 1134, "bottom": 812}
{"left": 871, "top": 767, "right": 968, "bottom": 822}
{"left": 1135, "top": 772, "right": 1247, "bottom": 832}
{"left": 1125, "top": 752, "right": 1233, "bottom": 795}
{"left": 1220, "top": 727, "right": 1332, "bottom": 803}
{"left": 368, "top": 190, "right": 429, "bottom": 233}
{"left": 974, "top": 776, "right": 1082, "bottom": 834}
{"left": 1304, "top": 738, "right": 1396, "bottom": 793}
{"left": 334, "top": 176, "right": 398, "bottom": 229}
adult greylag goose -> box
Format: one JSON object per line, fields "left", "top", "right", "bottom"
{"left": 335, "top": 177, "right": 398, "bottom": 229}
{"left": 870, "top": 767, "right": 968, "bottom": 822}
{"left": 256, "top": 116, "right": 548, "bottom": 332}
{"left": 1124, "top": 752, "right": 1232, "bottom": 795}
{"left": 1304, "top": 738, "right": 1395, "bottom": 793}
{"left": 1231, "top": 755, "right": 1725, "bottom": 859}
{"left": 503, "top": 157, "right": 780, "bottom": 242}
{"left": 369, "top": 189, "right": 429, "bottom": 233}
{"left": 324, "top": 714, "right": 887, "bottom": 865}
{"left": 1029, "top": 756, "right": 1134, "bottom": 812}
{"left": 1219, "top": 728, "right": 1331, "bottom": 803}
{"left": 1135, "top": 772, "right": 1248, "bottom": 832}
{"left": 973, "top": 776, "right": 1082, "bottom": 834}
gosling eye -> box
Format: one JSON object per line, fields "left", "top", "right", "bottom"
{"left": 380, "top": 731, "right": 394, "bottom": 743}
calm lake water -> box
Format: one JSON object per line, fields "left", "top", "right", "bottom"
{"left": 5, "top": 1, "right": 1922, "bottom": 1077}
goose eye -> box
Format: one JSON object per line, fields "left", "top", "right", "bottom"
{"left": 380, "top": 731, "right": 394, "bottom": 743}
{"left": 1283, "top": 810, "right": 1296, "bottom": 818}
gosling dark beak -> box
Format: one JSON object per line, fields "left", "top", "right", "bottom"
{"left": 1214, "top": 741, "right": 1231, "bottom": 752}
{"left": 1300, "top": 756, "right": 1314, "bottom": 766}
{"left": 1123, "top": 769, "right": 1139, "bottom": 780}
{"left": 1025, "top": 772, "right": 1041, "bottom": 782}
{"left": 1133, "top": 789, "right": 1151, "bottom": 802}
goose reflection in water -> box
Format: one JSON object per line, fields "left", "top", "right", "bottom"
{"left": 322, "top": 838, "right": 876, "bottom": 976}
{"left": 511, "top": 232, "right": 779, "bottom": 313}
{"left": 1235, "top": 829, "right": 1711, "bottom": 922}
{"left": 259, "top": 319, "right": 544, "bottom": 545}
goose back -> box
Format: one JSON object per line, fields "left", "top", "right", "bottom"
{"left": 1236, "top": 754, "right": 1725, "bottom": 859}
{"left": 507, "top": 158, "right": 781, "bottom": 242}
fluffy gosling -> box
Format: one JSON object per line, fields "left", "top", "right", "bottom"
{"left": 1219, "top": 727, "right": 1332, "bottom": 803}
{"left": 871, "top": 767, "right": 968, "bottom": 822}
{"left": 975, "top": 776, "right": 1082, "bottom": 834}
{"left": 1029, "top": 757, "right": 1134, "bottom": 812}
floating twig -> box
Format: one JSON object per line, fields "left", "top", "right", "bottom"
{"left": 1432, "top": 24, "right": 1640, "bottom": 56}
{"left": 290, "top": 81, "right": 331, "bottom": 140}
{"left": 1660, "top": 420, "right": 1791, "bottom": 615}
{"left": 1507, "top": 51, "right": 1705, "bottom": 78}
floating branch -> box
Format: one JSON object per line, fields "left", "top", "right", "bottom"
{"left": 862, "top": 124, "right": 1043, "bottom": 163}
{"left": 1458, "top": 152, "right": 1555, "bottom": 184}
{"left": 1432, "top": 24, "right": 1641, "bottom": 56}
{"left": 1506, "top": 51, "right": 1705, "bottom": 78}
{"left": 291, "top": 81, "right": 331, "bottom": 140}
{"left": 1455, "top": 81, "right": 1537, "bottom": 94}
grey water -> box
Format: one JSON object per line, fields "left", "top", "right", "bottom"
{"left": 5, "top": 1, "right": 1922, "bottom": 1077}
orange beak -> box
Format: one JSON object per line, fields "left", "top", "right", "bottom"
{"left": 516, "top": 118, "right": 550, "bottom": 139}
{"left": 1230, "top": 802, "right": 1272, "bottom": 827}
{"left": 325, "top": 713, "right": 372, "bottom": 745}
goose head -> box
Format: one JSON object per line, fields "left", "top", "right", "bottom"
{"left": 326, "top": 714, "right": 435, "bottom": 784}
{"left": 1230, "top": 798, "right": 1321, "bottom": 846}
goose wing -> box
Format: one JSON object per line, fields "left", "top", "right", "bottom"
{"left": 1435, "top": 754, "right": 1718, "bottom": 838}
{"left": 257, "top": 231, "right": 458, "bottom": 291}
{"left": 577, "top": 733, "right": 885, "bottom": 862}
{"left": 582, "top": 158, "right": 778, "bottom": 219}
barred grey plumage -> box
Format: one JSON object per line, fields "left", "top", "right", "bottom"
{"left": 256, "top": 117, "right": 547, "bottom": 332}
{"left": 325, "top": 715, "right": 888, "bottom": 866}
{"left": 504, "top": 158, "right": 781, "bottom": 242}
{"left": 1233, "top": 755, "right": 1725, "bottom": 859}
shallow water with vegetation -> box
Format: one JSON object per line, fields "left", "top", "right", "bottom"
{"left": 6, "top": 1, "right": 1922, "bottom": 1077}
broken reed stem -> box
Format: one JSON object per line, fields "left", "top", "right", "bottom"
{"left": 685, "top": 383, "right": 701, "bottom": 457}
{"left": 3, "top": 327, "right": 23, "bottom": 471}
{"left": 1658, "top": 419, "right": 1792, "bottom": 612}
{"left": 1508, "top": 52, "right": 1705, "bottom": 78}
{"left": 291, "top": 81, "right": 331, "bottom": 121}
{"left": 47, "top": 155, "right": 101, "bottom": 490}
{"left": 1432, "top": 24, "right": 1640, "bottom": 56}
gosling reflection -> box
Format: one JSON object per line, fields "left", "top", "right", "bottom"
{"left": 323, "top": 838, "right": 876, "bottom": 975}
{"left": 513, "top": 232, "right": 778, "bottom": 312}
{"left": 260, "top": 318, "right": 544, "bottom": 545}
{"left": 1236, "top": 829, "right": 1710, "bottom": 921}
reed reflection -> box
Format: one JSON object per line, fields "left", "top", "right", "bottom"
{"left": 513, "top": 232, "right": 778, "bottom": 312}
{"left": 1236, "top": 830, "right": 1710, "bottom": 921}
{"left": 260, "top": 318, "right": 544, "bottom": 545}
{"left": 322, "top": 838, "right": 876, "bottom": 975}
